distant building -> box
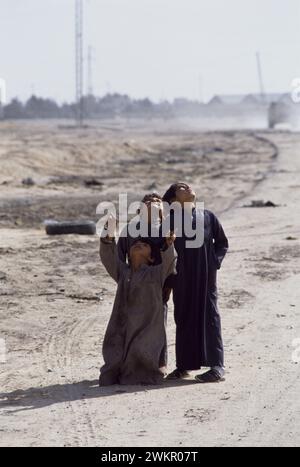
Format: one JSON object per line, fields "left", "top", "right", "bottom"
{"left": 215, "top": 94, "right": 246, "bottom": 105}
{"left": 207, "top": 92, "right": 292, "bottom": 107}
{"left": 254, "top": 93, "right": 285, "bottom": 104}
{"left": 207, "top": 95, "right": 224, "bottom": 106}
{"left": 242, "top": 94, "right": 260, "bottom": 106}
{"left": 278, "top": 93, "right": 294, "bottom": 105}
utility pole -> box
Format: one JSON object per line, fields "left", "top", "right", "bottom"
{"left": 256, "top": 51, "right": 266, "bottom": 104}
{"left": 87, "top": 45, "right": 94, "bottom": 96}
{"left": 75, "top": 0, "right": 84, "bottom": 126}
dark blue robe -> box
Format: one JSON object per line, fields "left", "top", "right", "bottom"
{"left": 172, "top": 209, "right": 228, "bottom": 370}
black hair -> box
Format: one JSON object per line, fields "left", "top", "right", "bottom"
{"left": 162, "top": 183, "right": 180, "bottom": 204}
{"left": 137, "top": 192, "right": 163, "bottom": 216}
{"left": 131, "top": 237, "right": 162, "bottom": 266}
{"left": 162, "top": 183, "right": 191, "bottom": 204}
{"left": 141, "top": 192, "right": 162, "bottom": 203}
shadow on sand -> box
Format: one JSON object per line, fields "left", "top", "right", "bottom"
{"left": 0, "top": 378, "right": 198, "bottom": 414}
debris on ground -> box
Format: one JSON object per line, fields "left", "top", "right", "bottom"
{"left": 22, "top": 177, "right": 35, "bottom": 186}
{"left": 243, "top": 200, "right": 280, "bottom": 208}
{"left": 83, "top": 178, "right": 103, "bottom": 187}
{"left": 0, "top": 272, "right": 7, "bottom": 281}
{"left": 44, "top": 220, "right": 96, "bottom": 236}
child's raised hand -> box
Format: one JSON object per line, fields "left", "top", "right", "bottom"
{"left": 166, "top": 231, "right": 176, "bottom": 247}
{"left": 103, "top": 213, "right": 117, "bottom": 240}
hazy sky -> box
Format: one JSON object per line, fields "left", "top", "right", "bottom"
{"left": 1, "top": 0, "right": 300, "bottom": 103}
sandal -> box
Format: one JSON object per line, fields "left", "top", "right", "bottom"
{"left": 195, "top": 369, "right": 225, "bottom": 384}
{"left": 166, "top": 368, "right": 190, "bottom": 380}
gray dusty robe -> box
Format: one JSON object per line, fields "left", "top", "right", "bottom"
{"left": 117, "top": 222, "right": 175, "bottom": 368}
{"left": 99, "top": 240, "right": 177, "bottom": 386}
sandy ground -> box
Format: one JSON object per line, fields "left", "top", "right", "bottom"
{"left": 0, "top": 120, "right": 299, "bottom": 447}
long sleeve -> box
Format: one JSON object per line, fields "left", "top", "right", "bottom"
{"left": 117, "top": 235, "right": 128, "bottom": 263}
{"left": 161, "top": 244, "right": 177, "bottom": 284}
{"left": 211, "top": 213, "right": 229, "bottom": 269}
{"left": 100, "top": 239, "right": 120, "bottom": 283}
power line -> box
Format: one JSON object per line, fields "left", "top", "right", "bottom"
{"left": 87, "top": 45, "right": 94, "bottom": 96}
{"left": 256, "top": 51, "right": 266, "bottom": 104}
{"left": 75, "top": 0, "right": 84, "bottom": 126}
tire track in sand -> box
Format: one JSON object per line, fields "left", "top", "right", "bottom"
{"left": 42, "top": 312, "right": 104, "bottom": 446}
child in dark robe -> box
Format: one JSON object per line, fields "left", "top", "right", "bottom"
{"left": 99, "top": 220, "right": 177, "bottom": 386}
{"left": 163, "top": 182, "right": 229, "bottom": 383}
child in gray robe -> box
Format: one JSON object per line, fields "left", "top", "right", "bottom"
{"left": 117, "top": 192, "right": 175, "bottom": 369}
{"left": 99, "top": 232, "right": 177, "bottom": 386}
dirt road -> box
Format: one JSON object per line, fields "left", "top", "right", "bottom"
{"left": 0, "top": 123, "right": 299, "bottom": 446}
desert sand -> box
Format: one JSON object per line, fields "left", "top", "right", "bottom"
{"left": 0, "top": 120, "right": 299, "bottom": 447}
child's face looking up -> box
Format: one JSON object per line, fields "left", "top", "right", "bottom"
{"left": 175, "top": 183, "right": 196, "bottom": 204}
{"left": 129, "top": 241, "right": 153, "bottom": 265}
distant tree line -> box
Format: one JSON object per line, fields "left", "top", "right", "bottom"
{"left": 0, "top": 94, "right": 208, "bottom": 120}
